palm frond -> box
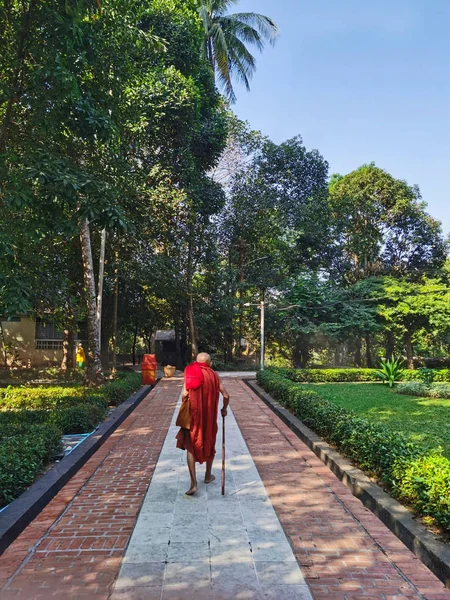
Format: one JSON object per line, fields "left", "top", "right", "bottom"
{"left": 198, "top": 3, "right": 211, "bottom": 60}
{"left": 197, "top": 0, "right": 278, "bottom": 101}
{"left": 210, "top": 0, "right": 239, "bottom": 17}
{"left": 230, "top": 12, "right": 279, "bottom": 44}
{"left": 210, "top": 22, "right": 234, "bottom": 100}
{"left": 218, "top": 16, "right": 265, "bottom": 52}
{"left": 224, "top": 35, "right": 256, "bottom": 90}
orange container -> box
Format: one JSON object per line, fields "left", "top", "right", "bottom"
{"left": 142, "top": 354, "right": 157, "bottom": 385}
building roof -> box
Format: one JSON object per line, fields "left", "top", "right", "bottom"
{"left": 155, "top": 330, "right": 176, "bottom": 342}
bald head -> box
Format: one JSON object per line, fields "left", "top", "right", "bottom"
{"left": 196, "top": 352, "right": 211, "bottom": 365}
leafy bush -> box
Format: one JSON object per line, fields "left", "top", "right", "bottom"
{"left": 51, "top": 403, "right": 107, "bottom": 434}
{"left": 375, "top": 357, "right": 404, "bottom": 387}
{"left": 0, "top": 424, "right": 62, "bottom": 507}
{"left": 271, "top": 366, "right": 450, "bottom": 384}
{"left": 0, "top": 373, "right": 141, "bottom": 508}
{"left": 257, "top": 368, "right": 450, "bottom": 533}
{"left": 270, "top": 367, "right": 381, "bottom": 383}
{"left": 393, "top": 452, "right": 450, "bottom": 531}
{"left": 0, "top": 386, "right": 86, "bottom": 409}
{"left": 102, "top": 373, "right": 141, "bottom": 406}
{"left": 417, "top": 368, "right": 436, "bottom": 386}
{"left": 402, "top": 368, "right": 450, "bottom": 383}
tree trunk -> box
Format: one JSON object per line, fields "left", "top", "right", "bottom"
{"left": 354, "top": 337, "right": 362, "bottom": 367}
{"left": 111, "top": 249, "right": 119, "bottom": 376}
{"left": 0, "top": 321, "right": 8, "bottom": 369}
{"left": 150, "top": 327, "right": 157, "bottom": 354}
{"left": 365, "top": 334, "right": 373, "bottom": 368}
{"left": 132, "top": 323, "right": 138, "bottom": 366}
{"left": 404, "top": 330, "right": 414, "bottom": 369}
{"left": 385, "top": 331, "right": 394, "bottom": 360}
{"left": 334, "top": 346, "right": 342, "bottom": 367}
{"left": 238, "top": 238, "right": 245, "bottom": 358}
{"left": 186, "top": 223, "right": 198, "bottom": 360}
{"left": 60, "top": 329, "right": 74, "bottom": 372}
{"left": 175, "top": 320, "right": 183, "bottom": 370}
{"left": 79, "top": 218, "right": 104, "bottom": 386}
{"left": 293, "top": 338, "right": 309, "bottom": 369}
{"left": 96, "top": 228, "right": 107, "bottom": 351}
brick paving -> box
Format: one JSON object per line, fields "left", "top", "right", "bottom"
{"left": 0, "top": 380, "right": 182, "bottom": 600}
{"left": 229, "top": 379, "right": 450, "bottom": 600}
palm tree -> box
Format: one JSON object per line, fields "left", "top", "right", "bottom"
{"left": 198, "top": 0, "right": 278, "bottom": 103}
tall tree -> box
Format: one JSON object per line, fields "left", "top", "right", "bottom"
{"left": 197, "top": 0, "right": 278, "bottom": 102}
{"left": 328, "top": 164, "right": 447, "bottom": 282}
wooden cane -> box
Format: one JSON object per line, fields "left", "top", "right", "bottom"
{"left": 221, "top": 414, "right": 225, "bottom": 496}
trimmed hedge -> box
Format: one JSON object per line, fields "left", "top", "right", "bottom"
{"left": 0, "top": 424, "right": 62, "bottom": 507}
{"left": 0, "top": 373, "right": 142, "bottom": 508}
{"left": 271, "top": 366, "right": 450, "bottom": 383}
{"left": 257, "top": 369, "right": 450, "bottom": 533}
{"left": 271, "top": 367, "right": 380, "bottom": 382}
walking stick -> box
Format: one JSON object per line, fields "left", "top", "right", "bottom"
{"left": 221, "top": 414, "right": 226, "bottom": 496}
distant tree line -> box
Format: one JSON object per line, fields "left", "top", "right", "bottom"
{"left": 1, "top": 0, "right": 448, "bottom": 380}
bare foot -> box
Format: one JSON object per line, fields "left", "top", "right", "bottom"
{"left": 204, "top": 474, "right": 215, "bottom": 484}
{"left": 186, "top": 486, "right": 197, "bottom": 496}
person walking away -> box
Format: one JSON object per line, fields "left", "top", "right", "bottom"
{"left": 176, "top": 352, "right": 230, "bottom": 495}
{"left": 76, "top": 343, "right": 86, "bottom": 369}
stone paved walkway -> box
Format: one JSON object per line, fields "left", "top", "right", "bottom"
{"left": 110, "top": 395, "right": 311, "bottom": 600}
{"left": 0, "top": 377, "right": 449, "bottom": 600}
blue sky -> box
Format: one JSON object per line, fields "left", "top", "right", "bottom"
{"left": 233, "top": 0, "right": 450, "bottom": 235}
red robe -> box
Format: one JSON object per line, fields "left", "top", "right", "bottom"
{"left": 176, "top": 362, "right": 220, "bottom": 464}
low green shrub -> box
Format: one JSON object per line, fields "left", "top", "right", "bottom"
{"left": 272, "top": 366, "right": 450, "bottom": 384}
{"left": 0, "top": 373, "right": 141, "bottom": 508}
{"left": 0, "top": 386, "right": 86, "bottom": 409}
{"left": 417, "top": 368, "right": 436, "bottom": 386}
{"left": 257, "top": 368, "right": 450, "bottom": 533}
{"left": 103, "top": 373, "right": 141, "bottom": 406}
{"left": 402, "top": 368, "right": 450, "bottom": 383}
{"left": 393, "top": 452, "right": 450, "bottom": 531}
{"left": 0, "top": 424, "right": 62, "bottom": 507}
{"left": 51, "top": 403, "right": 107, "bottom": 434}
{"left": 272, "top": 367, "right": 381, "bottom": 383}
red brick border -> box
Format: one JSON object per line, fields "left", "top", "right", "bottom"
{"left": 0, "top": 380, "right": 182, "bottom": 600}
{"left": 229, "top": 379, "right": 450, "bottom": 600}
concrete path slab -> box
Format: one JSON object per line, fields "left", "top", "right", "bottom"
{"left": 110, "top": 396, "right": 312, "bottom": 600}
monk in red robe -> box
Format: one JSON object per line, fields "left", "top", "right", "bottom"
{"left": 176, "top": 352, "right": 230, "bottom": 495}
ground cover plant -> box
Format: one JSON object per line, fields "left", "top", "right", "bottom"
{"left": 397, "top": 382, "right": 450, "bottom": 400}
{"left": 257, "top": 368, "right": 450, "bottom": 534}
{"left": 0, "top": 373, "right": 141, "bottom": 508}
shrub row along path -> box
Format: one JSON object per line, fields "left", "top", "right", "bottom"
{"left": 0, "top": 377, "right": 449, "bottom": 599}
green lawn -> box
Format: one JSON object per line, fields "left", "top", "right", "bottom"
{"left": 303, "top": 383, "right": 450, "bottom": 458}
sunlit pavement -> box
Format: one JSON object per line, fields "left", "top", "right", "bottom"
{"left": 1, "top": 378, "right": 449, "bottom": 599}
{"left": 110, "top": 395, "right": 311, "bottom": 600}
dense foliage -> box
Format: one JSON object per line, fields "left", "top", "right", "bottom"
{"left": 257, "top": 369, "right": 450, "bottom": 533}
{"left": 0, "top": 373, "right": 141, "bottom": 507}
{"left": 1, "top": 0, "right": 448, "bottom": 375}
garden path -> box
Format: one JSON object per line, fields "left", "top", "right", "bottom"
{"left": 0, "top": 378, "right": 449, "bottom": 600}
